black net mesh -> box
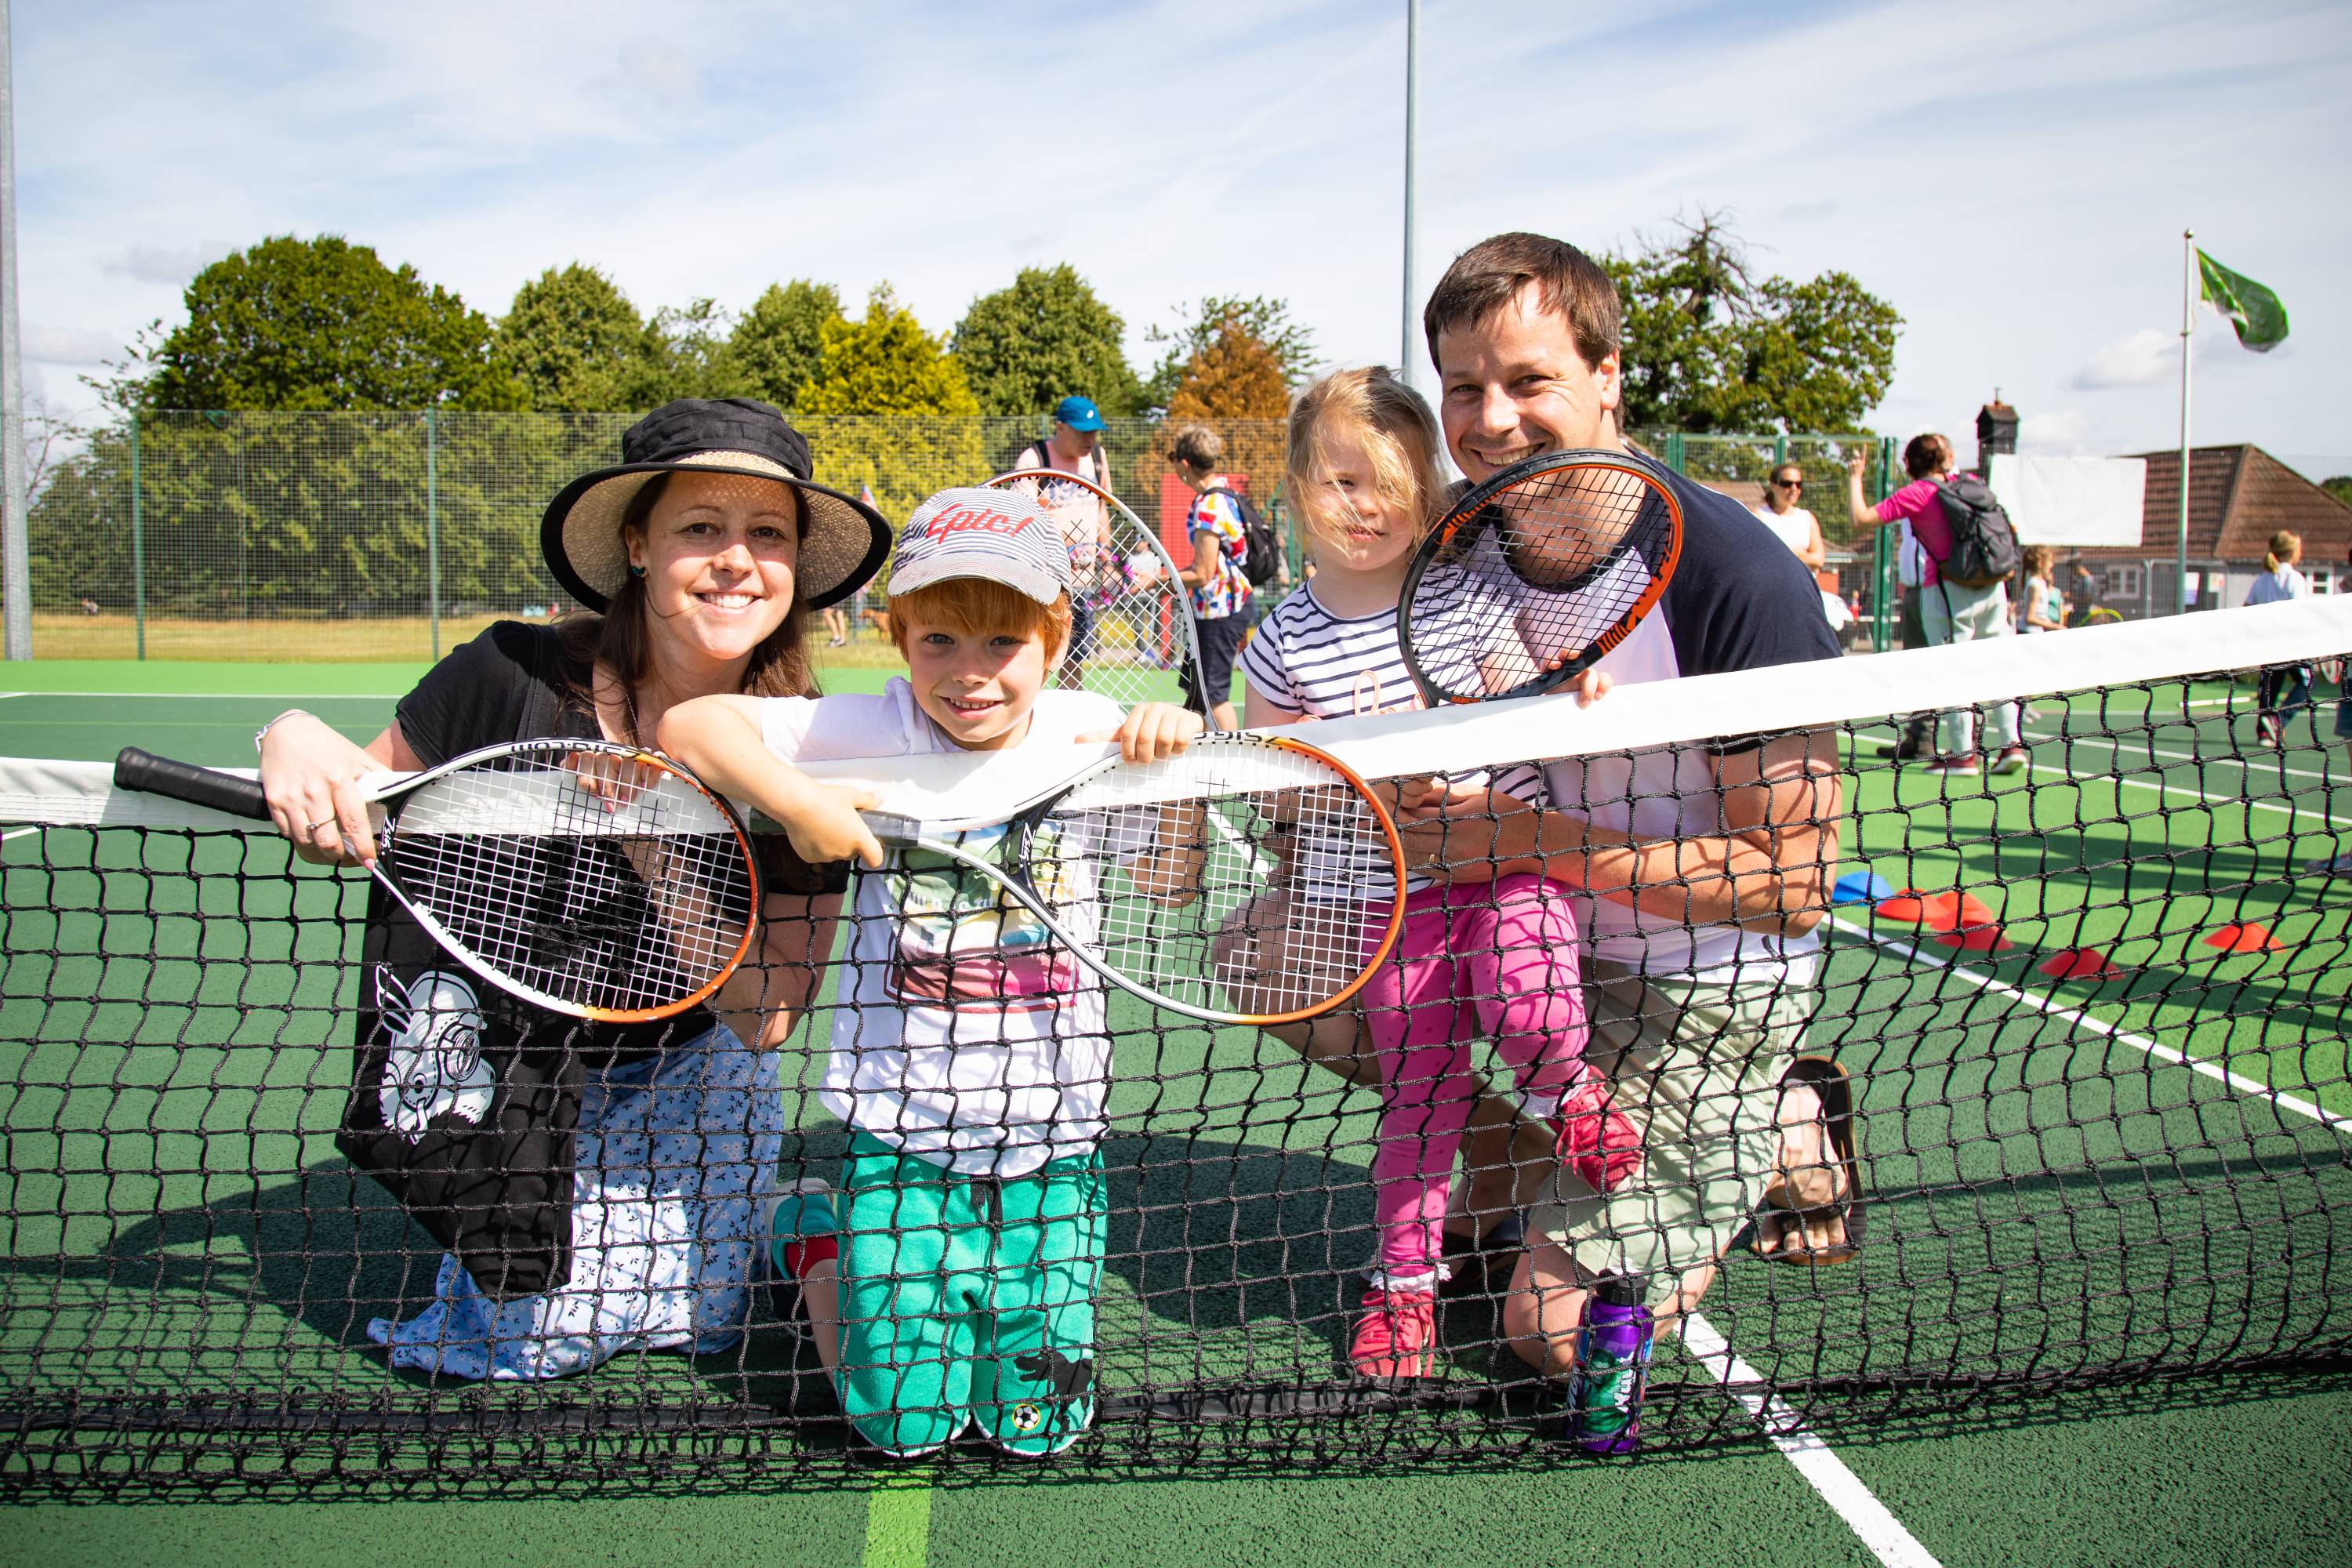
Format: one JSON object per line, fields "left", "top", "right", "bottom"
{"left": 2, "top": 614, "right": 2349, "bottom": 1494}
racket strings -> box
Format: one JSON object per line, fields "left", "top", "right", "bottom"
{"left": 381, "top": 750, "right": 754, "bottom": 1017}
{"left": 1045, "top": 746, "right": 1399, "bottom": 1019}
{"left": 1408, "top": 460, "right": 1679, "bottom": 702}
{"left": 984, "top": 470, "right": 1188, "bottom": 698}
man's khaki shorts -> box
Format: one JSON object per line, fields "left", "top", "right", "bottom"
{"left": 1528, "top": 959, "right": 1817, "bottom": 1307}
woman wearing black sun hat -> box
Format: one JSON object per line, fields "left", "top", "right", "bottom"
{"left": 253, "top": 397, "right": 889, "bottom": 1380}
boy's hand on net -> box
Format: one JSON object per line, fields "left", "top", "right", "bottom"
{"left": 782, "top": 779, "right": 887, "bottom": 869}
{"left": 1085, "top": 703, "right": 1205, "bottom": 764}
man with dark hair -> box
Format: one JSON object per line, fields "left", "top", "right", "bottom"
{"left": 1410, "top": 232, "right": 1853, "bottom": 1378}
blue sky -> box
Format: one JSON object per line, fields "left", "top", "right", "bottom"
{"left": 13, "top": 0, "right": 2350, "bottom": 477}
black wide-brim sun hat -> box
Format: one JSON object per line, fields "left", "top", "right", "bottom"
{"left": 540, "top": 397, "right": 891, "bottom": 612}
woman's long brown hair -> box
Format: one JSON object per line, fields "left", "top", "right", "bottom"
{"left": 554, "top": 472, "right": 820, "bottom": 732}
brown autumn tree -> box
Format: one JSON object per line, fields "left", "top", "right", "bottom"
{"left": 1140, "top": 320, "right": 1290, "bottom": 514}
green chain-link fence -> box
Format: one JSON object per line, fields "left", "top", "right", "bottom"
{"left": 13, "top": 412, "right": 1900, "bottom": 662}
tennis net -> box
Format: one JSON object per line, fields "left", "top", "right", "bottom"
{"left": 1, "top": 599, "right": 2348, "bottom": 1491}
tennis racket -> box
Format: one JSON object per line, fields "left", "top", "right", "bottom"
{"left": 1397, "top": 448, "right": 1682, "bottom": 706}
{"left": 112, "top": 739, "right": 760, "bottom": 1023}
{"left": 983, "top": 465, "right": 1207, "bottom": 707}
{"left": 855, "top": 733, "right": 1405, "bottom": 1026}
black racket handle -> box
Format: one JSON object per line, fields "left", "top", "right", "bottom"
{"left": 113, "top": 746, "right": 272, "bottom": 822}
{"left": 859, "top": 810, "right": 922, "bottom": 846}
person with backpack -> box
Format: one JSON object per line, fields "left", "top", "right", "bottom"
{"left": 1167, "top": 423, "right": 1266, "bottom": 729}
{"left": 1012, "top": 396, "right": 1118, "bottom": 688}
{"left": 1846, "top": 434, "right": 2028, "bottom": 777}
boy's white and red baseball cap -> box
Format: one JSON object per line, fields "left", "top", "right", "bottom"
{"left": 886, "top": 487, "right": 1073, "bottom": 605}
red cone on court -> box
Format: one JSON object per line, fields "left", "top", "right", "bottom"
{"left": 2038, "top": 948, "right": 2122, "bottom": 981}
{"left": 2203, "top": 922, "right": 2284, "bottom": 953}
{"left": 1935, "top": 923, "right": 2013, "bottom": 953}
{"left": 1875, "top": 889, "right": 1998, "bottom": 933}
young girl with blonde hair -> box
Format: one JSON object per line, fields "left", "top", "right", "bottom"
{"left": 1232, "top": 366, "right": 1635, "bottom": 1379}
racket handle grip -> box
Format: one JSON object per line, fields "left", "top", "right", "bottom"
{"left": 858, "top": 810, "right": 921, "bottom": 846}
{"left": 113, "top": 747, "right": 272, "bottom": 822}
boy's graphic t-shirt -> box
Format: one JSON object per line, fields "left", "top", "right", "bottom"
{"left": 760, "top": 680, "right": 1126, "bottom": 1178}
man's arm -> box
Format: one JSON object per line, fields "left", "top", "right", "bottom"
{"left": 1403, "top": 728, "right": 1842, "bottom": 936}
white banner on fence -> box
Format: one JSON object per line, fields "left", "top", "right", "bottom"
{"left": 1987, "top": 454, "right": 2147, "bottom": 546}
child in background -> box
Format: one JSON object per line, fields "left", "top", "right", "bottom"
{"left": 2017, "top": 546, "right": 2064, "bottom": 634}
{"left": 1230, "top": 366, "right": 1635, "bottom": 1380}
{"left": 2246, "top": 529, "right": 2314, "bottom": 747}
{"left": 660, "top": 488, "right": 1202, "bottom": 1456}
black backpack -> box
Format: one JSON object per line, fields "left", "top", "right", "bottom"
{"left": 1931, "top": 473, "right": 2020, "bottom": 590}
{"left": 1201, "top": 485, "right": 1282, "bottom": 589}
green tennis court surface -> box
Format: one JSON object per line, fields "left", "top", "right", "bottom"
{"left": 2, "top": 661, "right": 2348, "bottom": 1566}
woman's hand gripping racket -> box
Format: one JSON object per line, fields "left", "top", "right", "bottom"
{"left": 113, "top": 739, "right": 760, "bottom": 1023}
{"left": 1398, "top": 448, "right": 1682, "bottom": 706}
{"left": 982, "top": 465, "right": 1209, "bottom": 705}
{"left": 856, "top": 733, "right": 1406, "bottom": 1026}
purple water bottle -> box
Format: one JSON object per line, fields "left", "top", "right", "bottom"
{"left": 1566, "top": 1273, "right": 1653, "bottom": 1454}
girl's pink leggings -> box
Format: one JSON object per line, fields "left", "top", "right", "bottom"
{"left": 1357, "top": 874, "right": 1586, "bottom": 1281}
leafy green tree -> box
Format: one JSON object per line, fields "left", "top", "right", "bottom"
{"left": 136, "top": 234, "right": 522, "bottom": 412}
{"left": 1611, "top": 212, "right": 1900, "bottom": 434}
{"left": 631, "top": 297, "right": 751, "bottom": 405}
{"left": 797, "top": 285, "right": 979, "bottom": 416}
{"left": 731, "top": 280, "right": 845, "bottom": 412}
{"left": 951, "top": 264, "right": 1142, "bottom": 417}
{"left": 1142, "top": 296, "right": 1317, "bottom": 408}
{"left": 2323, "top": 476, "right": 2352, "bottom": 509}
{"left": 492, "top": 263, "right": 648, "bottom": 412}
{"left": 796, "top": 285, "right": 982, "bottom": 525}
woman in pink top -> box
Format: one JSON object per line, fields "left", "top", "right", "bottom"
{"left": 1846, "top": 434, "right": 2026, "bottom": 777}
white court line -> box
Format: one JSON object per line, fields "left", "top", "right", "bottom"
{"left": 1827, "top": 915, "right": 2346, "bottom": 1131}
{"left": 1844, "top": 728, "right": 2352, "bottom": 830}
{"left": 1, "top": 826, "right": 40, "bottom": 841}
{"left": 2022, "top": 725, "right": 2335, "bottom": 785}
{"left": 1682, "top": 1312, "right": 1943, "bottom": 1568}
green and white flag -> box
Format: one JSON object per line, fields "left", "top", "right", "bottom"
{"left": 2196, "top": 249, "right": 2289, "bottom": 352}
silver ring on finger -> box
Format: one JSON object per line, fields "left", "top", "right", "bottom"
{"left": 307, "top": 818, "right": 339, "bottom": 835}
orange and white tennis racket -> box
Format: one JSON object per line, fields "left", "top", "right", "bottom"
{"left": 1398, "top": 448, "right": 1682, "bottom": 705}
{"left": 983, "top": 464, "right": 1207, "bottom": 709}
{"left": 858, "top": 733, "right": 1403, "bottom": 1026}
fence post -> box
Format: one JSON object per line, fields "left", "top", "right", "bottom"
{"left": 1664, "top": 432, "right": 1686, "bottom": 473}
{"left": 129, "top": 412, "right": 144, "bottom": 661}
{"left": 425, "top": 408, "right": 440, "bottom": 661}
{"left": 1773, "top": 434, "right": 1788, "bottom": 472}
{"left": 1871, "top": 435, "right": 1896, "bottom": 653}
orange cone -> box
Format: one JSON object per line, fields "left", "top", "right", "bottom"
{"left": 2203, "top": 922, "right": 2285, "bottom": 953}
{"left": 1935, "top": 923, "right": 2013, "bottom": 953}
{"left": 2038, "top": 948, "right": 2122, "bottom": 980}
{"left": 1875, "top": 889, "right": 1998, "bottom": 934}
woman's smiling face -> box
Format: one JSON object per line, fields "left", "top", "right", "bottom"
{"left": 625, "top": 470, "right": 802, "bottom": 666}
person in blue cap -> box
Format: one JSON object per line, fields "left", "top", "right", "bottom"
{"left": 1013, "top": 395, "right": 1118, "bottom": 688}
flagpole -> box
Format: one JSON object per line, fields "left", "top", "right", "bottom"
{"left": 2175, "top": 230, "right": 2194, "bottom": 615}
{"left": 1399, "top": 0, "right": 1420, "bottom": 390}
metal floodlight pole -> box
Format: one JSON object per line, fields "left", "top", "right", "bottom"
{"left": 0, "top": 0, "right": 31, "bottom": 660}
{"left": 2176, "top": 228, "right": 2193, "bottom": 615}
{"left": 1399, "top": 0, "right": 1419, "bottom": 387}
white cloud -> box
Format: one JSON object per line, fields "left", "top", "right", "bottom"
{"left": 2020, "top": 408, "right": 2095, "bottom": 451}
{"left": 5, "top": 0, "right": 2347, "bottom": 484}
{"left": 101, "top": 241, "right": 235, "bottom": 287}
{"left": 2076, "top": 328, "right": 2176, "bottom": 390}
{"left": 23, "top": 324, "right": 119, "bottom": 365}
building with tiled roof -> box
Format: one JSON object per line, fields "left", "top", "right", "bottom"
{"left": 2063, "top": 445, "right": 2350, "bottom": 615}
